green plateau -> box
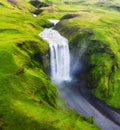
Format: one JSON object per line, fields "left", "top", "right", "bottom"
{"left": 0, "top": 0, "right": 120, "bottom": 129}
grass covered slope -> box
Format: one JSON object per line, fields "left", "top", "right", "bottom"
{"left": 55, "top": 1, "right": 120, "bottom": 108}
{"left": 0, "top": 0, "right": 99, "bottom": 130}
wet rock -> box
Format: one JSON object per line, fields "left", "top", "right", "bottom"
{"left": 42, "top": 23, "right": 54, "bottom": 28}
{"left": 32, "top": 9, "right": 43, "bottom": 15}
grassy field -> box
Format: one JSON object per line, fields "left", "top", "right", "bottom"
{"left": 0, "top": 0, "right": 99, "bottom": 130}
{"left": 1, "top": 0, "right": 120, "bottom": 129}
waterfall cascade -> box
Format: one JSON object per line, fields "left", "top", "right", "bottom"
{"left": 39, "top": 28, "right": 71, "bottom": 83}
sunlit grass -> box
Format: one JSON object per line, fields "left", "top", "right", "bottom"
{"left": 0, "top": 0, "right": 100, "bottom": 130}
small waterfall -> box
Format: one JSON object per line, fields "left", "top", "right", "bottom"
{"left": 39, "top": 28, "right": 71, "bottom": 83}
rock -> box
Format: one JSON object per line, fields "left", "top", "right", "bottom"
{"left": 32, "top": 9, "right": 43, "bottom": 15}
{"left": 30, "top": 0, "right": 49, "bottom": 8}
{"left": 42, "top": 23, "right": 54, "bottom": 28}
{"left": 60, "top": 14, "right": 80, "bottom": 20}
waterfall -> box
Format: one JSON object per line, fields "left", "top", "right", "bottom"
{"left": 39, "top": 28, "right": 71, "bottom": 83}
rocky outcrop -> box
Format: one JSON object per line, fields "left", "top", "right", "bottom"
{"left": 60, "top": 14, "right": 80, "bottom": 20}
{"left": 32, "top": 9, "right": 43, "bottom": 15}
{"left": 30, "top": 0, "right": 49, "bottom": 8}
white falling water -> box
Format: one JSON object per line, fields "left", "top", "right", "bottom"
{"left": 48, "top": 19, "right": 60, "bottom": 25}
{"left": 39, "top": 28, "right": 71, "bottom": 83}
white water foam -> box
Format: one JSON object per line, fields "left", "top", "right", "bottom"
{"left": 39, "top": 28, "right": 71, "bottom": 83}
{"left": 48, "top": 19, "right": 60, "bottom": 25}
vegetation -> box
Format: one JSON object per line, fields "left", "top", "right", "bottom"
{"left": 54, "top": 0, "right": 120, "bottom": 108}
{"left": 0, "top": 0, "right": 99, "bottom": 130}
{"left": 1, "top": 0, "right": 120, "bottom": 129}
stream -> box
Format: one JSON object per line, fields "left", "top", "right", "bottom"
{"left": 39, "top": 20, "right": 120, "bottom": 130}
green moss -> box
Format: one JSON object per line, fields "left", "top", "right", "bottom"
{"left": 0, "top": 0, "right": 100, "bottom": 130}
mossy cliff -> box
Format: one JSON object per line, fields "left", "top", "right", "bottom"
{"left": 55, "top": 11, "right": 120, "bottom": 108}
{"left": 0, "top": 0, "right": 99, "bottom": 130}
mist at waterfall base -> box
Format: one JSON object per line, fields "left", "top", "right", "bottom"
{"left": 70, "top": 46, "right": 88, "bottom": 81}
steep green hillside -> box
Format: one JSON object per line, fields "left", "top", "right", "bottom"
{"left": 0, "top": 0, "right": 99, "bottom": 130}
{"left": 55, "top": 1, "right": 120, "bottom": 108}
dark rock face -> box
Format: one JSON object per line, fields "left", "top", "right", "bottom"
{"left": 43, "top": 51, "right": 50, "bottom": 74}
{"left": 32, "top": 52, "right": 43, "bottom": 63}
{"left": 30, "top": 0, "right": 49, "bottom": 8}
{"left": 33, "top": 9, "right": 43, "bottom": 15}
{"left": 60, "top": 14, "right": 80, "bottom": 20}
{"left": 42, "top": 23, "right": 54, "bottom": 28}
